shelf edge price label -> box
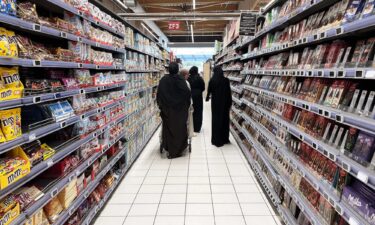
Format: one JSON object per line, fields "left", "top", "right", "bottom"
{"left": 357, "top": 171, "right": 369, "bottom": 184}
{"left": 29, "top": 133, "right": 36, "bottom": 141}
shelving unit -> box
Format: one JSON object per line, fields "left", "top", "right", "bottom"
{"left": 0, "top": 1, "right": 168, "bottom": 225}
{"left": 218, "top": 1, "right": 375, "bottom": 225}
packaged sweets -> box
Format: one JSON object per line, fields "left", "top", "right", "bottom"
{"left": 344, "top": 0, "right": 366, "bottom": 23}
{"left": 43, "top": 197, "right": 63, "bottom": 223}
{"left": 0, "top": 67, "right": 21, "bottom": 88}
{"left": 352, "top": 131, "right": 375, "bottom": 164}
{"left": 0, "top": 108, "right": 21, "bottom": 141}
{"left": 0, "top": 28, "right": 9, "bottom": 57}
{"left": 362, "top": 0, "right": 375, "bottom": 18}
{"left": 6, "top": 30, "right": 17, "bottom": 58}
{"left": 0, "top": 0, "right": 16, "bottom": 16}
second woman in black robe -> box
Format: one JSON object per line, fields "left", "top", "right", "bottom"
{"left": 206, "top": 66, "right": 232, "bottom": 147}
{"left": 157, "top": 62, "right": 191, "bottom": 158}
{"left": 188, "top": 66, "right": 205, "bottom": 133}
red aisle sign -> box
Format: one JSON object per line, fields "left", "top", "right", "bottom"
{"left": 168, "top": 21, "right": 180, "bottom": 30}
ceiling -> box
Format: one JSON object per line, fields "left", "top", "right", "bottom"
{"left": 136, "top": 0, "right": 268, "bottom": 43}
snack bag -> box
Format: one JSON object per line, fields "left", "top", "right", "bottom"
{"left": 0, "top": 67, "right": 21, "bottom": 88}
{"left": 0, "top": 108, "right": 21, "bottom": 141}
{"left": 5, "top": 30, "right": 17, "bottom": 57}
{"left": 6, "top": 0, "right": 16, "bottom": 16}
{"left": 0, "top": 27, "right": 9, "bottom": 57}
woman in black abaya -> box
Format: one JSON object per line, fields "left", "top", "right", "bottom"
{"left": 206, "top": 66, "right": 232, "bottom": 147}
{"left": 188, "top": 66, "right": 205, "bottom": 133}
{"left": 157, "top": 62, "right": 191, "bottom": 158}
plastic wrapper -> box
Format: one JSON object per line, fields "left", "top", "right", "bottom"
{"left": 17, "top": 2, "right": 38, "bottom": 22}
{"left": 43, "top": 197, "right": 63, "bottom": 223}
{"left": 0, "top": 108, "right": 21, "bottom": 141}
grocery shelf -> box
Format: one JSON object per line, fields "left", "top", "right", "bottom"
{"left": 245, "top": 84, "right": 375, "bottom": 135}
{"left": 216, "top": 55, "right": 242, "bottom": 66}
{"left": 44, "top": 0, "right": 125, "bottom": 38}
{"left": 125, "top": 69, "right": 160, "bottom": 73}
{"left": 228, "top": 76, "right": 243, "bottom": 82}
{"left": 0, "top": 103, "right": 125, "bottom": 200}
{"left": 241, "top": 67, "right": 375, "bottom": 80}
{"left": 231, "top": 107, "right": 242, "bottom": 118}
{"left": 0, "top": 100, "right": 121, "bottom": 154}
{"left": 232, "top": 96, "right": 242, "bottom": 106}
{"left": 0, "top": 82, "right": 125, "bottom": 111}
{"left": 232, "top": 126, "right": 281, "bottom": 207}
{"left": 241, "top": 0, "right": 340, "bottom": 48}
{"left": 125, "top": 45, "right": 163, "bottom": 60}
{"left": 80, "top": 123, "right": 160, "bottom": 225}
{"left": 243, "top": 95, "right": 375, "bottom": 191}
{"left": 223, "top": 68, "right": 242, "bottom": 72}
{"left": 241, "top": 123, "right": 327, "bottom": 225}
{"left": 230, "top": 85, "right": 243, "bottom": 94}
{"left": 241, "top": 14, "right": 375, "bottom": 61}
{"left": 0, "top": 57, "right": 124, "bottom": 70}
{"left": 277, "top": 206, "right": 298, "bottom": 225}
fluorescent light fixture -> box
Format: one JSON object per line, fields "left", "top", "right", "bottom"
{"left": 193, "top": 0, "right": 196, "bottom": 9}
{"left": 190, "top": 24, "right": 194, "bottom": 43}
{"left": 142, "top": 23, "right": 158, "bottom": 40}
{"left": 114, "top": 0, "right": 128, "bottom": 9}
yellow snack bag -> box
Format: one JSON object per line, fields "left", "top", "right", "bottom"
{"left": 0, "top": 67, "right": 21, "bottom": 89}
{"left": 0, "top": 129, "right": 6, "bottom": 143}
{"left": 0, "top": 108, "right": 22, "bottom": 141}
{"left": 5, "top": 30, "right": 18, "bottom": 58}
{"left": 0, "top": 28, "right": 9, "bottom": 57}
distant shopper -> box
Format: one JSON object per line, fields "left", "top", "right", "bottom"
{"left": 181, "top": 69, "right": 194, "bottom": 138}
{"left": 206, "top": 66, "right": 232, "bottom": 147}
{"left": 157, "top": 62, "right": 191, "bottom": 158}
{"left": 176, "top": 58, "right": 183, "bottom": 70}
{"left": 188, "top": 66, "right": 205, "bottom": 133}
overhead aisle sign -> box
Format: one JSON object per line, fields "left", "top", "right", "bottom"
{"left": 239, "top": 12, "right": 257, "bottom": 36}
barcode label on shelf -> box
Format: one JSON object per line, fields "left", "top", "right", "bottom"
{"left": 33, "top": 24, "right": 41, "bottom": 31}
{"left": 60, "top": 32, "right": 67, "bottom": 38}
{"left": 33, "top": 60, "right": 41, "bottom": 67}
{"left": 50, "top": 188, "right": 58, "bottom": 198}
{"left": 342, "top": 162, "right": 351, "bottom": 172}
{"left": 29, "top": 133, "right": 36, "bottom": 141}
{"left": 47, "top": 160, "right": 54, "bottom": 167}
{"left": 357, "top": 171, "right": 369, "bottom": 183}
{"left": 349, "top": 217, "right": 359, "bottom": 225}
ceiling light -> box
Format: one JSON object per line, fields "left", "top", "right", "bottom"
{"left": 142, "top": 23, "right": 158, "bottom": 40}
{"left": 190, "top": 24, "right": 194, "bottom": 43}
{"left": 193, "top": 0, "right": 196, "bottom": 10}
{"left": 114, "top": 0, "right": 128, "bottom": 9}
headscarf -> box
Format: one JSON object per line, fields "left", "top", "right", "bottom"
{"left": 158, "top": 62, "right": 190, "bottom": 109}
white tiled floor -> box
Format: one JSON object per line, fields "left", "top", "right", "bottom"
{"left": 95, "top": 103, "right": 282, "bottom": 225}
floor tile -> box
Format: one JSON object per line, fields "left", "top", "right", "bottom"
{"left": 211, "top": 185, "right": 235, "bottom": 193}
{"left": 160, "top": 193, "right": 186, "bottom": 204}
{"left": 121, "top": 177, "right": 144, "bottom": 184}
{"left": 234, "top": 184, "right": 260, "bottom": 193}
{"left": 212, "top": 193, "right": 239, "bottom": 204}
{"left": 143, "top": 176, "right": 166, "bottom": 185}
{"left": 185, "top": 216, "right": 215, "bottom": 225}
{"left": 188, "top": 176, "right": 210, "bottom": 184}
{"left": 94, "top": 217, "right": 125, "bottom": 225}
{"left": 154, "top": 216, "right": 185, "bottom": 225}
{"left": 163, "top": 184, "right": 187, "bottom": 194}
{"left": 186, "top": 204, "right": 214, "bottom": 216}
{"left": 244, "top": 216, "right": 278, "bottom": 225}
{"left": 134, "top": 193, "right": 161, "bottom": 204}
{"left": 138, "top": 184, "right": 164, "bottom": 194}
{"left": 231, "top": 177, "right": 255, "bottom": 184}
{"left": 128, "top": 204, "right": 158, "bottom": 216}
{"left": 213, "top": 203, "right": 242, "bottom": 216}
{"left": 168, "top": 169, "right": 188, "bottom": 176}
{"left": 100, "top": 204, "right": 131, "bottom": 217}
{"left": 157, "top": 204, "right": 185, "bottom": 216}
{"left": 147, "top": 170, "right": 168, "bottom": 177}
{"left": 123, "top": 216, "right": 154, "bottom": 225}
{"left": 165, "top": 176, "right": 188, "bottom": 184}
{"left": 128, "top": 170, "right": 149, "bottom": 177}
{"left": 189, "top": 170, "right": 209, "bottom": 177}
{"left": 215, "top": 216, "right": 246, "bottom": 225}
{"left": 187, "top": 193, "right": 212, "bottom": 203}
{"left": 188, "top": 184, "right": 211, "bottom": 193}
{"left": 210, "top": 177, "right": 232, "bottom": 184}
{"left": 116, "top": 184, "right": 141, "bottom": 194}
{"left": 108, "top": 194, "right": 136, "bottom": 204}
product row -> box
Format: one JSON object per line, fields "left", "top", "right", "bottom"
{"left": 244, "top": 38, "right": 375, "bottom": 71}
{"left": 244, "top": 75, "right": 375, "bottom": 118}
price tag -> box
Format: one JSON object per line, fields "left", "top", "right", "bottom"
{"left": 60, "top": 121, "right": 66, "bottom": 128}
{"left": 336, "top": 27, "right": 343, "bottom": 35}
{"left": 348, "top": 217, "right": 359, "bottom": 225}
{"left": 33, "top": 24, "right": 41, "bottom": 31}
{"left": 47, "top": 160, "right": 54, "bottom": 167}
{"left": 357, "top": 171, "right": 369, "bottom": 184}
{"left": 60, "top": 32, "right": 67, "bottom": 38}
{"left": 50, "top": 188, "right": 58, "bottom": 198}
{"left": 29, "top": 133, "right": 36, "bottom": 141}
{"left": 33, "top": 60, "right": 41, "bottom": 67}
{"left": 78, "top": 63, "right": 83, "bottom": 68}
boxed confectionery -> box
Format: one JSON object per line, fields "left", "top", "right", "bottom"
{"left": 0, "top": 195, "right": 20, "bottom": 225}
{"left": 57, "top": 178, "right": 78, "bottom": 209}
{"left": 0, "top": 147, "right": 30, "bottom": 190}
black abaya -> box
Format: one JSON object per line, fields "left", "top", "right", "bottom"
{"left": 206, "top": 68, "right": 232, "bottom": 147}
{"left": 188, "top": 74, "right": 205, "bottom": 133}
{"left": 157, "top": 73, "right": 191, "bottom": 157}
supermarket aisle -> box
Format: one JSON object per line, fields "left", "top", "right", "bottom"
{"left": 94, "top": 102, "right": 281, "bottom": 225}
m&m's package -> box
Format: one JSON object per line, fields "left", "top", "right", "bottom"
{"left": 0, "top": 108, "right": 22, "bottom": 141}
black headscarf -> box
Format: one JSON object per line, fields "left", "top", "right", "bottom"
{"left": 157, "top": 62, "right": 191, "bottom": 109}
